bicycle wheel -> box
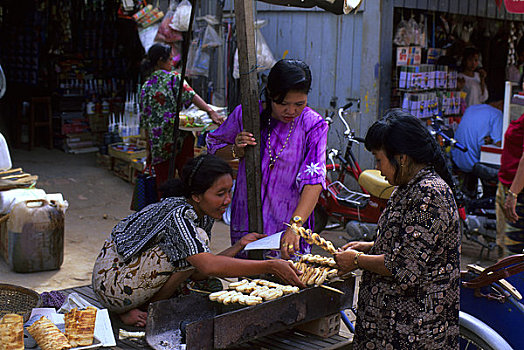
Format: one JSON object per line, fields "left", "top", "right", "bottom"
{"left": 460, "top": 325, "right": 498, "bottom": 350}
{"left": 459, "top": 311, "right": 513, "bottom": 350}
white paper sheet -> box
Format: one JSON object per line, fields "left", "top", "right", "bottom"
{"left": 243, "top": 231, "right": 283, "bottom": 250}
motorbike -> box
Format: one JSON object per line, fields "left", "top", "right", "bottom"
{"left": 429, "top": 117, "right": 498, "bottom": 258}
{"left": 315, "top": 100, "right": 395, "bottom": 241}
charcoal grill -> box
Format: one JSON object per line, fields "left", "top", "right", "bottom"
{"left": 146, "top": 278, "right": 355, "bottom": 349}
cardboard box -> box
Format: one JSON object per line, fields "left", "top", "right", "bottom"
{"left": 112, "top": 158, "right": 132, "bottom": 182}
{"left": 295, "top": 313, "right": 341, "bottom": 338}
{"left": 108, "top": 143, "right": 147, "bottom": 162}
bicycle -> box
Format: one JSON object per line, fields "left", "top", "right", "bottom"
{"left": 315, "top": 99, "right": 394, "bottom": 241}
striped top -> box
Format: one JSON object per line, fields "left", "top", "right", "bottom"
{"left": 111, "top": 197, "right": 213, "bottom": 268}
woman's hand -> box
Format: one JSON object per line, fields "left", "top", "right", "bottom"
{"left": 267, "top": 259, "right": 306, "bottom": 288}
{"left": 280, "top": 226, "right": 301, "bottom": 260}
{"left": 479, "top": 68, "right": 487, "bottom": 81}
{"left": 233, "top": 131, "right": 257, "bottom": 158}
{"left": 504, "top": 195, "right": 519, "bottom": 223}
{"left": 208, "top": 110, "right": 225, "bottom": 125}
{"left": 238, "top": 232, "right": 267, "bottom": 248}
{"left": 339, "top": 241, "right": 373, "bottom": 253}
{"left": 334, "top": 249, "right": 359, "bottom": 275}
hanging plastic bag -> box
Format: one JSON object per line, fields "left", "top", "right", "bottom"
{"left": 138, "top": 23, "right": 160, "bottom": 52}
{"left": 393, "top": 18, "right": 410, "bottom": 46}
{"left": 187, "top": 38, "right": 210, "bottom": 77}
{"left": 202, "top": 25, "right": 222, "bottom": 49}
{"left": 233, "top": 20, "right": 276, "bottom": 79}
{"left": 155, "top": 1, "right": 183, "bottom": 43}
{"left": 201, "top": 15, "right": 222, "bottom": 49}
{"left": 407, "top": 16, "right": 419, "bottom": 46}
{"left": 170, "top": 0, "right": 192, "bottom": 32}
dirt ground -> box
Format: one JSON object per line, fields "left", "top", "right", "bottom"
{"left": 0, "top": 147, "right": 498, "bottom": 294}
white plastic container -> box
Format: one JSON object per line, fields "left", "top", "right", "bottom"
{"left": 0, "top": 132, "right": 12, "bottom": 171}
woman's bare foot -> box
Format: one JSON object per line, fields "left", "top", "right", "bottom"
{"left": 119, "top": 308, "right": 148, "bottom": 327}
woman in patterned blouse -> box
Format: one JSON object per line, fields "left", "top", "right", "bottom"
{"left": 334, "top": 110, "right": 460, "bottom": 349}
{"left": 92, "top": 154, "right": 305, "bottom": 328}
{"left": 140, "top": 43, "right": 224, "bottom": 188}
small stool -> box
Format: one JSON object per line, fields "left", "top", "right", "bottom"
{"left": 29, "top": 97, "right": 53, "bottom": 150}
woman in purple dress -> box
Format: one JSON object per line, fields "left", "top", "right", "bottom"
{"left": 207, "top": 59, "right": 328, "bottom": 259}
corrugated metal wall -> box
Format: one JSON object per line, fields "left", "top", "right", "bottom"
{"left": 394, "top": 0, "right": 524, "bottom": 20}
{"left": 223, "top": 1, "right": 363, "bottom": 115}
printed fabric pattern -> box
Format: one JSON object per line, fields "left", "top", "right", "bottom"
{"left": 92, "top": 238, "right": 188, "bottom": 313}
{"left": 140, "top": 70, "right": 196, "bottom": 165}
{"left": 353, "top": 167, "right": 460, "bottom": 350}
{"left": 111, "top": 197, "right": 214, "bottom": 268}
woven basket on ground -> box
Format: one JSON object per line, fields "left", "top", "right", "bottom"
{"left": 0, "top": 283, "right": 41, "bottom": 323}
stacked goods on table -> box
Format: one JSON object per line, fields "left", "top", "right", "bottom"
{"left": 57, "top": 111, "right": 97, "bottom": 154}
{"left": 108, "top": 141, "right": 146, "bottom": 183}
{"left": 26, "top": 307, "right": 98, "bottom": 350}
{"left": 209, "top": 279, "right": 300, "bottom": 306}
{"left": 63, "top": 133, "right": 98, "bottom": 154}
{"left": 179, "top": 104, "right": 227, "bottom": 131}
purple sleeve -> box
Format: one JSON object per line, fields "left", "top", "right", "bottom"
{"left": 296, "top": 117, "right": 328, "bottom": 192}
{"left": 206, "top": 105, "right": 243, "bottom": 154}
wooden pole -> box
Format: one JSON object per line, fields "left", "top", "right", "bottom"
{"left": 169, "top": 0, "right": 198, "bottom": 180}
{"left": 233, "top": 0, "right": 264, "bottom": 236}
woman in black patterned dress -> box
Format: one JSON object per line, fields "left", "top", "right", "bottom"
{"left": 335, "top": 110, "right": 460, "bottom": 349}
{"left": 92, "top": 154, "right": 304, "bottom": 327}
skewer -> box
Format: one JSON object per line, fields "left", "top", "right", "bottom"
{"left": 285, "top": 223, "right": 338, "bottom": 254}
{"left": 187, "top": 286, "right": 212, "bottom": 294}
{"left": 216, "top": 277, "right": 237, "bottom": 284}
{"left": 319, "top": 284, "right": 345, "bottom": 295}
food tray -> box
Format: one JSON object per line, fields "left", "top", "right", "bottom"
{"left": 0, "top": 283, "right": 41, "bottom": 323}
{"left": 179, "top": 123, "right": 218, "bottom": 132}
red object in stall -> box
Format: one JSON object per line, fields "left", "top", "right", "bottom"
{"left": 505, "top": 0, "right": 524, "bottom": 13}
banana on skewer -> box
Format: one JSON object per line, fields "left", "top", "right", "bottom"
{"left": 289, "top": 223, "right": 337, "bottom": 254}
{"left": 209, "top": 278, "right": 300, "bottom": 305}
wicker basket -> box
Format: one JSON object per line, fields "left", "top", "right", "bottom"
{"left": 0, "top": 283, "right": 41, "bottom": 322}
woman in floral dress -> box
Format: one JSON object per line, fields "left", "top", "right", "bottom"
{"left": 335, "top": 110, "right": 460, "bottom": 349}
{"left": 140, "top": 43, "right": 224, "bottom": 188}
{"left": 206, "top": 59, "right": 328, "bottom": 260}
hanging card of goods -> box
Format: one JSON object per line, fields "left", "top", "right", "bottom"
{"left": 133, "top": 1, "right": 164, "bottom": 28}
